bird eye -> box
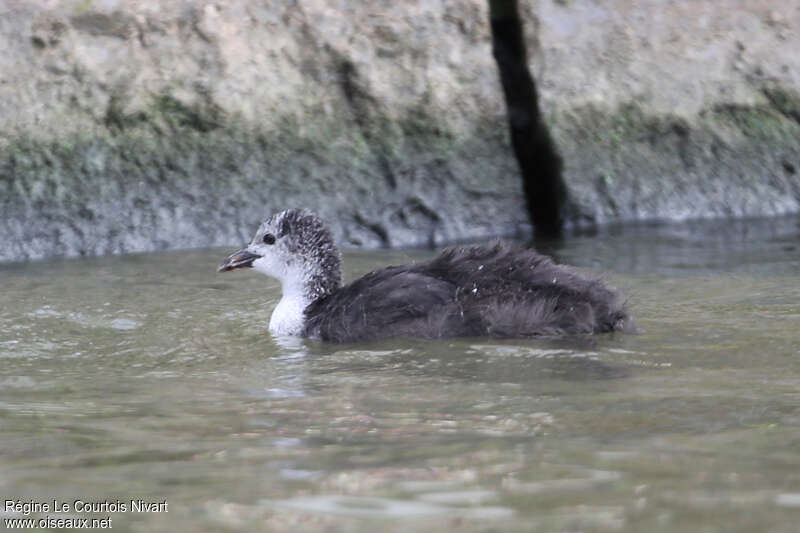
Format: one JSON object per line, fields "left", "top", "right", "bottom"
{"left": 262, "top": 233, "right": 276, "bottom": 245}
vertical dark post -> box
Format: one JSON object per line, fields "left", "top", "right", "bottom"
{"left": 489, "top": 0, "right": 566, "bottom": 237}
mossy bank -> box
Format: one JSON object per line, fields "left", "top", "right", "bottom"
{"left": 1, "top": 1, "right": 798, "bottom": 261}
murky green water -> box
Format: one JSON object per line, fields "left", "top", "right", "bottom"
{"left": 2, "top": 217, "right": 799, "bottom": 532}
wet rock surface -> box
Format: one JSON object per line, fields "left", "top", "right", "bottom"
{"left": 0, "top": 0, "right": 798, "bottom": 261}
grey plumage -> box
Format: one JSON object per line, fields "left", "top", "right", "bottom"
{"left": 303, "top": 239, "right": 631, "bottom": 343}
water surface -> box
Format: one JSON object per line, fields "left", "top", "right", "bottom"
{"left": 1, "top": 217, "right": 799, "bottom": 532}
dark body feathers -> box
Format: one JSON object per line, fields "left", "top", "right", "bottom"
{"left": 303, "top": 241, "right": 630, "bottom": 343}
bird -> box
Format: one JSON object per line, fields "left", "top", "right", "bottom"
{"left": 218, "top": 209, "right": 631, "bottom": 343}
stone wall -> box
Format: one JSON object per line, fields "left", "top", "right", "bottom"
{"left": 1, "top": 0, "right": 798, "bottom": 261}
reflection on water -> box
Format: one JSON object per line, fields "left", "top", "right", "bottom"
{"left": 0, "top": 216, "right": 799, "bottom": 532}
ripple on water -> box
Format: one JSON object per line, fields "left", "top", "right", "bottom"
{"left": 395, "top": 480, "right": 475, "bottom": 493}
{"left": 0, "top": 376, "right": 37, "bottom": 388}
{"left": 263, "top": 495, "right": 514, "bottom": 520}
{"left": 1, "top": 340, "right": 60, "bottom": 359}
{"left": 280, "top": 468, "right": 324, "bottom": 481}
{"left": 502, "top": 466, "right": 622, "bottom": 494}
{"left": 27, "top": 306, "right": 62, "bottom": 318}
{"left": 272, "top": 437, "right": 302, "bottom": 448}
{"left": 328, "top": 349, "right": 415, "bottom": 362}
{"left": 468, "top": 344, "right": 597, "bottom": 360}
{"left": 776, "top": 493, "right": 800, "bottom": 508}
{"left": 26, "top": 306, "right": 141, "bottom": 331}
{"left": 659, "top": 489, "right": 775, "bottom": 508}
{"left": 110, "top": 318, "right": 140, "bottom": 330}
{"left": 266, "top": 387, "right": 305, "bottom": 399}
{"left": 417, "top": 489, "right": 498, "bottom": 505}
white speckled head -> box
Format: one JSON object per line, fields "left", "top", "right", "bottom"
{"left": 253, "top": 209, "right": 341, "bottom": 295}
{"left": 248, "top": 213, "right": 301, "bottom": 285}
{"left": 218, "top": 209, "right": 342, "bottom": 336}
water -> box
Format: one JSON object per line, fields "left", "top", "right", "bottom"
{"left": 1, "top": 216, "right": 799, "bottom": 532}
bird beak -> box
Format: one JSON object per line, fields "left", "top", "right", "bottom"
{"left": 217, "top": 249, "right": 261, "bottom": 272}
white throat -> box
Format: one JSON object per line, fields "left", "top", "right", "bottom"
{"left": 250, "top": 247, "right": 338, "bottom": 338}
{"left": 268, "top": 281, "right": 311, "bottom": 336}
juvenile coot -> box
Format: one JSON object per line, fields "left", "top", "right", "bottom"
{"left": 218, "top": 209, "right": 631, "bottom": 342}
